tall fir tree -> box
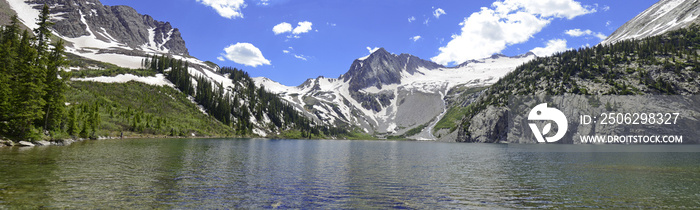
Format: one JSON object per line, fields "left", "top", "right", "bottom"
{"left": 42, "top": 40, "right": 67, "bottom": 133}
{"left": 11, "top": 30, "right": 46, "bottom": 140}
{"left": 34, "top": 4, "right": 53, "bottom": 55}
{"left": 0, "top": 16, "right": 20, "bottom": 132}
{"left": 67, "top": 106, "right": 78, "bottom": 136}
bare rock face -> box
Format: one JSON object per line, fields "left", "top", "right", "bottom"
{"left": 340, "top": 48, "right": 443, "bottom": 92}
{"left": 27, "top": 0, "right": 189, "bottom": 55}
{"left": 338, "top": 48, "right": 443, "bottom": 113}
{"left": 602, "top": 0, "right": 700, "bottom": 45}
{"left": 457, "top": 106, "right": 508, "bottom": 143}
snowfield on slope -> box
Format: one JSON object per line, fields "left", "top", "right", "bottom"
{"left": 72, "top": 74, "right": 174, "bottom": 87}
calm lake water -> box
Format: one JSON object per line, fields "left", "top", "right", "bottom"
{"left": 1, "top": 139, "right": 699, "bottom": 208}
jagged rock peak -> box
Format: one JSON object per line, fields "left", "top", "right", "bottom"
{"left": 340, "top": 47, "right": 442, "bottom": 92}
{"left": 27, "top": 0, "right": 189, "bottom": 55}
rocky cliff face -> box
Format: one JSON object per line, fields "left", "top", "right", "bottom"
{"left": 602, "top": 0, "right": 700, "bottom": 45}
{"left": 457, "top": 24, "right": 700, "bottom": 143}
{"left": 17, "top": 0, "right": 188, "bottom": 55}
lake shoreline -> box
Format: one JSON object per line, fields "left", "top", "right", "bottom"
{"left": 0, "top": 135, "right": 426, "bottom": 148}
{"left": 0, "top": 135, "right": 233, "bottom": 148}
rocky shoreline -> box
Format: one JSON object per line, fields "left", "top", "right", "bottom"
{"left": 0, "top": 137, "right": 120, "bottom": 147}
{"left": 0, "top": 135, "right": 235, "bottom": 148}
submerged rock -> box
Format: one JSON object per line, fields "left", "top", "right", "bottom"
{"left": 0, "top": 140, "right": 13, "bottom": 147}
{"left": 57, "top": 139, "right": 75, "bottom": 146}
{"left": 34, "top": 140, "right": 51, "bottom": 146}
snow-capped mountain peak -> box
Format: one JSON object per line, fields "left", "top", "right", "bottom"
{"left": 254, "top": 50, "right": 535, "bottom": 140}
{"left": 340, "top": 47, "right": 443, "bottom": 92}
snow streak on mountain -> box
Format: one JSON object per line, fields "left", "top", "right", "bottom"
{"left": 602, "top": 0, "right": 700, "bottom": 45}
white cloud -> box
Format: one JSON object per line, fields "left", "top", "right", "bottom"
{"left": 282, "top": 50, "right": 290, "bottom": 54}
{"left": 221, "top": 42, "right": 271, "bottom": 67}
{"left": 565, "top": 28, "right": 587, "bottom": 36}
{"left": 273, "top": 22, "right": 292, "bottom": 35}
{"left": 274, "top": 21, "right": 313, "bottom": 37}
{"left": 432, "top": 0, "right": 594, "bottom": 65}
{"left": 292, "top": 21, "right": 313, "bottom": 34}
{"left": 605, "top": 21, "right": 611, "bottom": 27}
{"left": 217, "top": 56, "right": 225, "bottom": 61}
{"left": 367, "top": 47, "right": 380, "bottom": 54}
{"left": 602, "top": 5, "right": 610, "bottom": 12}
{"left": 410, "top": 36, "right": 422, "bottom": 42}
{"left": 294, "top": 54, "right": 308, "bottom": 61}
{"left": 531, "top": 39, "right": 568, "bottom": 57}
{"left": 594, "top": 33, "right": 607, "bottom": 40}
{"left": 196, "top": 0, "right": 246, "bottom": 19}
{"left": 493, "top": 0, "right": 595, "bottom": 20}
{"left": 433, "top": 8, "right": 446, "bottom": 18}
{"left": 565, "top": 29, "right": 607, "bottom": 40}
{"left": 408, "top": 16, "right": 416, "bottom": 23}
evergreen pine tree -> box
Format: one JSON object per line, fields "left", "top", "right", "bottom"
{"left": 34, "top": 4, "right": 53, "bottom": 54}
{"left": 67, "top": 106, "right": 78, "bottom": 136}
{"left": 0, "top": 16, "right": 20, "bottom": 133}
{"left": 11, "top": 30, "right": 46, "bottom": 140}
{"left": 79, "top": 119, "right": 88, "bottom": 139}
{"left": 42, "top": 40, "right": 66, "bottom": 133}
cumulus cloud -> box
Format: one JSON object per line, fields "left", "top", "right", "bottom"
{"left": 282, "top": 50, "right": 290, "bottom": 54}
{"left": 410, "top": 36, "right": 422, "bottom": 42}
{"left": 221, "top": 42, "right": 271, "bottom": 67}
{"left": 273, "top": 21, "right": 313, "bottom": 37}
{"left": 432, "top": 0, "right": 594, "bottom": 65}
{"left": 531, "top": 39, "right": 568, "bottom": 57}
{"left": 196, "top": 0, "right": 246, "bottom": 19}
{"left": 433, "top": 8, "right": 446, "bottom": 18}
{"left": 408, "top": 16, "right": 416, "bottom": 23}
{"left": 273, "top": 22, "right": 292, "bottom": 34}
{"left": 292, "top": 21, "right": 313, "bottom": 34}
{"left": 565, "top": 29, "right": 607, "bottom": 40}
{"left": 217, "top": 56, "right": 225, "bottom": 61}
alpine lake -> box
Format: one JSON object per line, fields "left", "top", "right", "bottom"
{"left": 1, "top": 138, "right": 699, "bottom": 208}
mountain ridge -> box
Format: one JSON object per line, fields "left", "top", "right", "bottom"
{"left": 5, "top": 0, "right": 191, "bottom": 70}
{"left": 254, "top": 47, "right": 536, "bottom": 139}
{"left": 602, "top": 0, "right": 700, "bottom": 45}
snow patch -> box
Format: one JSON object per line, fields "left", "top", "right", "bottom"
{"left": 253, "top": 128, "right": 267, "bottom": 137}
{"left": 72, "top": 73, "right": 174, "bottom": 87}
{"left": 187, "top": 96, "right": 208, "bottom": 115}
{"left": 6, "top": 0, "right": 41, "bottom": 30}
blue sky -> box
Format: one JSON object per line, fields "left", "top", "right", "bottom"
{"left": 100, "top": 0, "right": 658, "bottom": 86}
